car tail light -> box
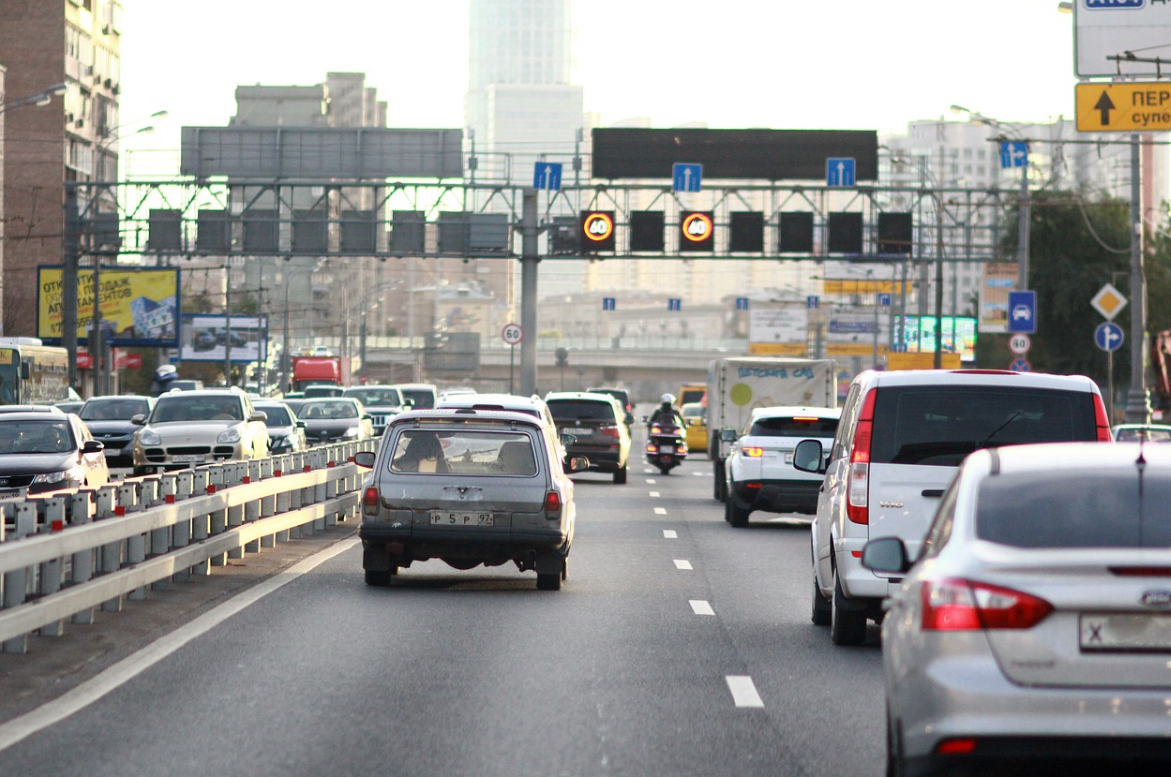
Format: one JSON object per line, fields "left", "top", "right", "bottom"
{"left": 920, "top": 578, "right": 1053, "bottom": 631}
{"left": 1093, "top": 394, "right": 1112, "bottom": 441}
{"left": 646, "top": 443, "right": 658, "bottom": 453}
{"left": 743, "top": 447, "right": 764, "bottom": 458}
{"left": 935, "top": 739, "right": 977, "bottom": 755}
{"left": 601, "top": 425, "right": 621, "bottom": 438}
{"left": 544, "top": 490, "right": 562, "bottom": 521}
{"left": 847, "top": 389, "right": 877, "bottom": 525}
{"left": 745, "top": 482, "right": 761, "bottom": 490}
{"left": 362, "top": 486, "right": 379, "bottom": 516}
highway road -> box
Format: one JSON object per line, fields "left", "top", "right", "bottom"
{"left": 0, "top": 449, "right": 886, "bottom": 777}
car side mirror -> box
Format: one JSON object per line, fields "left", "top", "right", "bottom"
{"left": 624, "top": 413, "right": 634, "bottom": 426}
{"left": 568, "top": 456, "right": 590, "bottom": 473}
{"left": 131, "top": 414, "right": 146, "bottom": 425}
{"left": 82, "top": 440, "right": 104, "bottom": 454}
{"left": 250, "top": 411, "right": 268, "bottom": 423}
{"left": 792, "top": 439, "right": 826, "bottom": 474}
{"left": 363, "top": 414, "right": 373, "bottom": 421}
{"left": 353, "top": 451, "right": 377, "bottom": 468}
{"left": 861, "top": 537, "right": 911, "bottom": 576}
{"left": 719, "top": 429, "right": 737, "bottom": 443}
{"left": 296, "top": 420, "right": 306, "bottom": 429}
{"left": 560, "top": 433, "right": 577, "bottom": 448}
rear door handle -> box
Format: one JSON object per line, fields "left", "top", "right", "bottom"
{"left": 921, "top": 489, "right": 944, "bottom": 498}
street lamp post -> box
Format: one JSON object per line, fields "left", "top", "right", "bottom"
{"left": 0, "top": 83, "right": 66, "bottom": 114}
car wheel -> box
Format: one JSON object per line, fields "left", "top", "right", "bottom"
{"left": 885, "top": 709, "right": 905, "bottom": 777}
{"left": 613, "top": 466, "right": 627, "bottom": 484}
{"left": 365, "top": 568, "right": 395, "bottom": 587}
{"left": 726, "top": 486, "right": 750, "bottom": 528}
{"left": 537, "top": 571, "right": 562, "bottom": 591}
{"left": 561, "top": 557, "right": 569, "bottom": 581}
{"left": 713, "top": 460, "right": 727, "bottom": 501}
{"left": 811, "top": 576, "right": 832, "bottom": 626}
{"left": 830, "top": 569, "right": 868, "bottom": 646}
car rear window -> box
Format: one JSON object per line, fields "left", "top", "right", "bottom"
{"left": 345, "top": 389, "right": 402, "bottom": 406}
{"left": 748, "top": 417, "right": 838, "bottom": 437}
{"left": 389, "top": 430, "right": 537, "bottom": 476}
{"left": 870, "top": 386, "right": 1098, "bottom": 467}
{"left": 976, "top": 470, "right": 1171, "bottom": 548}
{"left": 547, "top": 400, "right": 615, "bottom": 422}
{"left": 1115, "top": 427, "right": 1171, "bottom": 442}
{"left": 401, "top": 390, "right": 435, "bottom": 409}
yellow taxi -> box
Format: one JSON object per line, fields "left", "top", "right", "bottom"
{"left": 681, "top": 402, "right": 708, "bottom": 456}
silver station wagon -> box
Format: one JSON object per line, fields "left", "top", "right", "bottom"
{"left": 355, "top": 408, "right": 587, "bottom": 590}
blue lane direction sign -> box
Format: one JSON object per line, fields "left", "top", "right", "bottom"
{"left": 533, "top": 162, "right": 563, "bottom": 191}
{"left": 602, "top": 297, "right": 616, "bottom": 311}
{"left": 735, "top": 297, "right": 750, "bottom": 311}
{"left": 672, "top": 163, "right": 703, "bottom": 192}
{"left": 877, "top": 293, "right": 892, "bottom": 306}
{"left": 1095, "top": 321, "right": 1124, "bottom": 352}
{"left": 1007, "top": 290, "right": 1036, "bottom": 334}
{"left": 806, "top": 295, "right": 820, "bottom": 310}
{"left": 667, "top": 298, "right": 682, "bottom": 311}
{"left": 999, "top": 141, "right": 1029, "bottom": 169}
{"left": 827, "top": 157, "right": 856, "bottom": 187}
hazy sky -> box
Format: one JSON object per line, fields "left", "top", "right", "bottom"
{"left": 118, "top": 0, "right": 1078, "bottom": 158}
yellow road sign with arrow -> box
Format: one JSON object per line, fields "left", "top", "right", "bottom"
{"left": 1076, "top": 83, "right": 1171, "bottom": 132}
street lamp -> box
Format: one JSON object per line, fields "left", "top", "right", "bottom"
{"left": 0, "top": 83, "right": 66, "bottom": 114}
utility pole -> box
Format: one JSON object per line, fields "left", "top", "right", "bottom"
{"left": 519, "top": 188, "right": 539, "bottom": 395}
{"left": 63, "top": 183, "right": 80, "bottom": 391}
{"left": 223, "top": 265, "right": 232, "bottom": 387}
{"left": 1125, "top": 134, "right": 1150, "bottom": 423}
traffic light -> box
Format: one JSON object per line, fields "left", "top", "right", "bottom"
{"left": 580, "top": 211, "right": 615, "bottom": 253}
{"left": 555, "top": 347, "right": 569, "bottom": 367}
{"left": 778, "top": 212, "right": 814, "bottom": 253}
{"left": 679, "top": 211, "right": 714, "bottom": 252}
{"left": 630, "top": 210, "right": 665, "bottom": 252}
{"left": 729, "top": 212, "right": 764, "bottom": 253}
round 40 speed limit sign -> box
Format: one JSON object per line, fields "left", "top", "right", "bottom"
{"left": 502, "top": 323, "right": 523, "bottom": 345}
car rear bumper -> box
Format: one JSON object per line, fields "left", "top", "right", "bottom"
{"left": 732, "top": 478, "right": 821, "bottom": 514}
{"left": 569, "top": 446, "right": 624, "bottom": 471}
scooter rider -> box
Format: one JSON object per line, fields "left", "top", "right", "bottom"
{"left": 648, "top": 393, "right": 685, "bottom": 429}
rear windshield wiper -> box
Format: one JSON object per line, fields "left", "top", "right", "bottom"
{"left": 978, "top": 410, "right": 1023, "bottom": 447}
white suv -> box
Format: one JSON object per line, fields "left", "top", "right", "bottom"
{"left": 793, "top": 369, "right": 1111, "bottom": 646}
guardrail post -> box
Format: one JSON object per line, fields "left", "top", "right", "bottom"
{"left": 172, "top": 472, "right": 193, "bottom": 583}
{"left": 96, "top": 485, "right": 123, "bottom": 612}
{"left": 151, "top": 474, "right": 176, "bottom": 591}
{"left": 38, "top": 496, "right": 68, "bottom": 637}
{"left": 190, "top": 470, "right": 210, "bottom": 576}
{"left": 226, "top": 463, "right": 245, "bottom": 560}
{"left": 118, "top": 483, "right": 148, "bottom": 601}
{"left": 242, "top": 460, "right": 263, "bottom": 553}
{"left": 273, "top": 475, "right": 291, "bottom": 544}
{"left": 2, "top": 503, "right": 38, "bottom": 653}
{"left": 70, "top": 490, "right": 96, "bottom": 623}
{"left": 259, "top": 467, "right": 276, "bottom": 549}
{"left": 208, "top": 465, "right": 228, "bottom": 566}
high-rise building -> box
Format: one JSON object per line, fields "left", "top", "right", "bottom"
{"left": 0, "top": 0, "right": 124, "bottom": 336}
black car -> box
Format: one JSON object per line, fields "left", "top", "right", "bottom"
{"left": 0, "top": 412, "right": 108, "bottom": 495}
{"left": 253, "top": 400, "right": 308, "bottom": 454}
{"left": 78, "top": 395, "right": 155, "bottom": 469}
{"left": 296, "top": 398, "right": 375, "bottom": 445}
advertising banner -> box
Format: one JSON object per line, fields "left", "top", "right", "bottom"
{"left": 748, "top": 305, "right": 808, "bottom": 355}
{"left": 38, "top": 267, "right": 180, "bottom": 347}
{"left": 900, "top": 315, "right": 977, "bottom": 362}
{"left": 180, "top": 315, "right": 267, "bottom": 363}
{"left": 979, "top": 262, "right": 1018, "bottom": 334}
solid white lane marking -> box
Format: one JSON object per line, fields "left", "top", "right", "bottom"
{"left": 649, "top": 491, "right": 660, "bottom": 497}
{"left": 663, "top": 530, "right": 678, "bottom": 539}
{"left": 674, "top": 559, "right": 693, "bottom": 570}
{"left": 646, "top": 479, "right": 657, "bottom": 484}
{"left": 690, "top": 600, "right": 715, "bottom": 616}
{"left": 654, "top": 507, "right": 667, "bottom": 515}
{"left": 0, "top": 537, "right": 360, "bottom": 753}
{"left": 726, "top": 676, "right": 764, "bottom": 708}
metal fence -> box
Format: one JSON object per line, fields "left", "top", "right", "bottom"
{"left": 0, "top": 440, "right": 375, "bottom": 654}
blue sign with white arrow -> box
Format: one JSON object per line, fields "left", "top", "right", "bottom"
{"left": 533, "top": 162, "right": 562, "bottom": 191}
{"left": 806, "top": 295, "right": 820, "bottom": 310}
{"left": 1007, "top": 290, "right": 1036, "bottom": 334}
{"left": 1095, "top": 321, "right": 1124, "bottom": 352}
{"left": 827, "top": 158, "right": 856, "bottom": 187}
{"left": 999, "top": 141, "right": 1029, "bottom": 169}
{"left": 602, "top": 297, "right": 616, "bottom": 311}
{"left": 735, "top": 297, "right": 749, "bottom": 311}
{"left": 877, "top": 293, "right": 892, "bottom": 306}
{"left": 667, "top": 298, "right": 682, "bottom": 311}
{"left": 672, "top": 163, "right": 702, "bottom": 192}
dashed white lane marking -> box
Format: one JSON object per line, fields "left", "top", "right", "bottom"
{"left": 654, "top": 507, "right": 667, "bottom": 515}
{"left": 693, "top": 472, "right": 708, "bottom": 477}
{"left": 663, "top": 530, "right": 678, "bottom": 539}
{"left": 690, "top": 600, "right": 715, "bottom": 616}
{"left": 649, "top": 491, "right": 660, "bottom": 497}
{"left": 674, "top": 559, "right": 693, "bottom": 570}
{"left": 646, "top": 478, "right": 656, "bottom": 484}
{"left": 643, "top": 468, "right": 655, "bottom": 474}
{"left": 726, "top": 676, "right": 764, "bottom": 708}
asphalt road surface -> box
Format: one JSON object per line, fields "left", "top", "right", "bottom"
{"left": 0, "top": 444, "right": 886, "bottom": 777}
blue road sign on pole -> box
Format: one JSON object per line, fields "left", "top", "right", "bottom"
{"left": 1094, "top": 321, "right": 1124, "bottom": 352}
{"left": 667, "top": 298, "right": 682, "bottom": 311}
{"left": 877, "top": 293, "right": 892, "bottom": 306}
{"left": 672, "top": 163, "right": 703, "bottom": 192}
{"left": 533, "top": 162, "right": 562, "bottom": 191}
{"left": 806, "top": 295, "right": 820, "bottom": 310}
{"left": 1007, "top": 290, "right": 1036, "bottom": 334}
{"left": 602, "top": 297, "right": 616, "bottom": 311}
{"left": 827, "top": 158, "right": 856, "bottom": 187}
{"left": 999, "top": 141, "right": 1029, "bottom": 169}
{"left": 735, "top": 297, "right": 750, "bottom": 311}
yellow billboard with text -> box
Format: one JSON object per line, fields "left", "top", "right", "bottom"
{"left": 38, "top": 267, "right": 180, "bottom": 347}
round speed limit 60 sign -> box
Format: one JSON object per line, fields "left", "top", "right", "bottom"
{"left": 502, "top": 323, "right": 523, "bottom": 345}
{"left": 1009, "top": 334, "right": 1031, "bottom": 355}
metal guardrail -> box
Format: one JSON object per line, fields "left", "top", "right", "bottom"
{"left": 0, "top": 441, "right": 376, "bottom": 654}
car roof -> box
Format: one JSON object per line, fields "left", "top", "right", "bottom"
{"left": 749, "top": 405, "right": 842, "bottom": 420}
{"left": 386, "top": 408, "right": 546, "bottom": 430}
{"left": 969, "top": 441, "right": 1171, "bottom": 476}
{"left": 545, "top": 391, "right": 620, "bottom": 404}
{"left": 0, "top": 404, "right": 65, "bottom": 414}
{"left": 160, "top": 388, "right": 246, "bottom": 398}
{"left": 858, "top": 369, "right": 1100, "bottom": 392}
{"left": 1113, "top": 423, "right": 1171, "bottom": 430}
{"left": 0, "top": 412, "right": 73, "bottom": 422}
{"left": 83, "top": 394, "right": 151, "bottom": 403}
{"left": 435, "top": 393, "right": 545, "bottom": 409}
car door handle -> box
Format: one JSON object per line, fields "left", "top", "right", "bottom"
{"left": 921, "top": 489, "right": 944, "bottom": 498}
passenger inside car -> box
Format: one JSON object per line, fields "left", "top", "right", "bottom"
{"left": 495, "top": 439, "right": 536, "bottom": 475}
{"left": 392, "top": 432, "right": 450, "bottom": 473}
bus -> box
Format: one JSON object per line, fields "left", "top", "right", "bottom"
{"left": 0, "top": 338, "right": 72, "bottom": 405}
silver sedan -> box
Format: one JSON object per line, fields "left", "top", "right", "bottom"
{"left": 864, "top": 442, "right": 1171, "bottom": 777}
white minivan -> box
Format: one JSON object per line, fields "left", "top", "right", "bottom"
{"left": 793, "top": 369, "right": 1111, "bottom": 646}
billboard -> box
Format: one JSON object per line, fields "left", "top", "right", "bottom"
{"left": 1074, "top": 1, "right": 1171, "bottom": 77}
{"left": 180, "top": 315, "right": 267, "bottom": 363}
{"left": 900, "top": 315, "right": 977, "bottom": 363}
{"left": 978, "top": 262, "right": 1019, "bottom": 334}
{"left": 38, "top": 267, "right": 179, "bottom": 347}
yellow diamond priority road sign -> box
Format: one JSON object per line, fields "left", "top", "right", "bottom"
{"left": 1077, "top": 83, "right": 1171, "bottom": 132}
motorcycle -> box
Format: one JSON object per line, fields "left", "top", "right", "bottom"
{"left": 645, "top": 420, "right": 687, "bottom": 475}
